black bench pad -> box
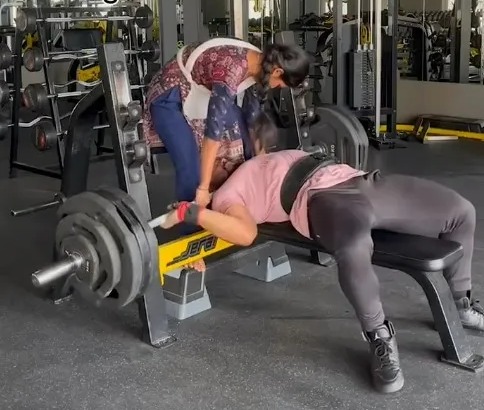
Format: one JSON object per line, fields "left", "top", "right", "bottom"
{"left": 258, "top": 223, "right": 463, "bottom": 272}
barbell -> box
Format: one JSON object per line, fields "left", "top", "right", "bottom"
{"left": 0, "top": 115, "right": 55, "bottom": 141}
{"left": 22, "top": 82, "right": 145, "bottom": 112}
{"left": 30, "top": 119, "right": 120, "bottom": 151}
{"left": 31, "top": 188, "right": 163, "bottom": 307}
{"left": 23, "top": 40, "right": 161, "bottom": 72}
{"left": 28, "top": 101, "right": 142, "bottom": 151}
{"left": 16, "top": 6, "right": 154, "bottom": 34}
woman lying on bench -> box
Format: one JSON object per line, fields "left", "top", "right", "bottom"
{"left": 160, "top": 113, "right": 483, "bottom": 394}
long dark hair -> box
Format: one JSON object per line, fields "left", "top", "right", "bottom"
{"left": 257, "top": 43, "right": 310, "bottom": 104}
{"left": 251, "top": 111, "right": 279, "bottom": 153}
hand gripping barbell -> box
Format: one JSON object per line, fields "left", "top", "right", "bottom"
{"left": 22, "top": 82, "right": 146, "bottom": 112}
{"left": 15, "top": 6, "right": 154, "bottom": 34}
{"left": 23, "top": 40, "right": 161, "bottom": 72}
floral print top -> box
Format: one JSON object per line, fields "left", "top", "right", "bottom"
{"left": 143, "top": 43, "right": 262, "bottom": 189}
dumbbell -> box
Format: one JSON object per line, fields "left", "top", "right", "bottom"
{"left": 0, "top": 43, "right": 13, "bottom": 70}
{"left": 23, "top": 40, "right": 161, "bottom": 72}
{"left": 16, "top": 6, "right": 154, "bottom": 34}
{"left": 22, "top": 83, "right": 145, "bottom": 112}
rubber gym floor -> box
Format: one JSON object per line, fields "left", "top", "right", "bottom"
{"left": 1, "top": 127, "right": 484, "bottom": 410}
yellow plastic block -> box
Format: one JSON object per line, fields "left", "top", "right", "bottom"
{"left": 158, "top": 230, "right": 234, "bottom": 282}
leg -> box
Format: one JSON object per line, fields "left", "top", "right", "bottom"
{"left": 308, "top": 189, "right": 403, "bottom": 393}
{"left": 359, "top": 173, "right": 483, "bottom": 332}
{"left": 358, "top": 173, "right": 475, "bottom": 295}
{"left": 151, "top": 88, "right": 200, "bottom": 235}
{"left": 308, "top": 190, "right": 383, "bottom": 331}
{"left": 150, "top": 88, "right": 200, "bottom": 202}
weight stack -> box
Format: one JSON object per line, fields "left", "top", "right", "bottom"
{"left": 349, "top": 50, "right": 375, "bottom": 109}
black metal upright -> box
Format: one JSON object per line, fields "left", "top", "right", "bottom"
{"left": 97, "top": 42, "right": 175, "bottom": 348}
{"left": 332, "top": 0, "right": 344, "bottom": 106}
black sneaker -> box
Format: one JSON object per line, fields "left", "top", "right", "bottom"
{"left": 363, "top": 321, "right": 404, "bottom": 393}
{"left": 456, "top": 297, "right": 484, "bottom": 332}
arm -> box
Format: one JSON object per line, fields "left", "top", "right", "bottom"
{"left": 197, "top": 204, "right": 257, "bottom": 246}
{"left": 199, "top": 138, "right": 220, "bottom": 190}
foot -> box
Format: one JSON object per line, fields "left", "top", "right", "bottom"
{"left": 185, "top": 258, "right": 206, "bottom": 273}
{"left": 456, "top": 296, "right": 484, "bottom": 332}
{"left": 363, "top": 321, "right": 404, "bottom": 394}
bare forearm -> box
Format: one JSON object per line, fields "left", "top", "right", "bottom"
{"left": 198, "top": 208, "right": 257, "bottom": 246}
{"left": 199, "top": 138, "right": 220, "bottom": 189}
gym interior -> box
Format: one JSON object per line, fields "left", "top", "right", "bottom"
{"left": 1, "top": 0, "right": 484, "bottom": 408}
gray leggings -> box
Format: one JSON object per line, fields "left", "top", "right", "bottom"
{"left": 307, "top": 170, "right": 476, "bottom": 331}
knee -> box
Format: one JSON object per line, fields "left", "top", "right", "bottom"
{"left": 334, "top": 235, "right": 374, "bottom": 268}
{"left": 454, "top": 196, "right": 476, "bottom": 229}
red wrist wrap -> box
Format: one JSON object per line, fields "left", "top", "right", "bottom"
{"left": 176, "top": 202, "right": 191, "bottom": 222}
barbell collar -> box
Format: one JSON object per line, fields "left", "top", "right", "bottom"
{"left": 32, "top": 253, "right": 84, "bottom": 288}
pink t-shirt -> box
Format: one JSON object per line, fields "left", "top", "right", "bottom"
{"left": 211, "top": 150, "right": 366, "bottom": 238}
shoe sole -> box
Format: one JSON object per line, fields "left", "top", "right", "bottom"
{"left": 374, "top": 373, "right": 405, "bottom": 394}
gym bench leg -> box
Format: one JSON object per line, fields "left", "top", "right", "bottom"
{"left": 405, "top": 269, "right": 484, "bottom": 372}
{"left": 138, "top": 279, "right": 177, "bottom": 348}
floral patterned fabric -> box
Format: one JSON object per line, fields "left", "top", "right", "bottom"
{"left": 143, "top": 44, "right": 260, "bottom": 166}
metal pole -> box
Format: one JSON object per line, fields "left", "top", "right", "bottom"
{"left": 32, "top": 254, "right": 83, "bottom": 287}
{"left": 332, "top": 0, "right": 343, "bottom": 105}
{"left": 357, "top": 0, "right": 362, "bottom": 50}
{"left": 374, "top": 0, "right": 382, "bottom": 139}
{"left": 369, "top": 0, "right": 373, "bottom": 49}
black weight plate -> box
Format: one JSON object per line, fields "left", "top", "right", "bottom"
{"left": 141, "top": 40, "right": 160, "bottom": 62}
{"left": 32, "top": 120, "right": 57, "bottom": 151}
{"left": 135, "top": 6, "right": 154, "bottom": 29}
{"left": 323, "top": 104, "right": 369, "bottom": 170}
{"left": 23, "top": 47, "right": 44, "bottom": 72}
{"left": 0, "top": 121, "right": 9, "bottom": 141}
{"left": 0, "top": 43, "right": 13, "bottom": 70}
{"left": 0, "top": 79, "right": 10, "bottom": 107}
{"left": 57, "top": 231, "right": 101, "bottom": 288}
{"left": 56, "top": 212, "right": 121, "bottom": 296}
{"left": 58, "top": 192, "right": 144, "bottom": 307}
{"left": 95, "top": 188, "right": 156, "bottom": 298}
{"left": 16, "top": 9, "right": 37, "bottom": 33}
{"left": 310, "top": 106, "right": 362, "bottom": 170}
{"left": 23, "top": 83, "right": 48, "bottom": 112}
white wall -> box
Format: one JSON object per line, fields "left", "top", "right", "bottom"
{"left": 397, "top": 79, "right": 484, "bottom": 123}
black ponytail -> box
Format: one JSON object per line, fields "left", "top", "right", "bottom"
{"left": 257, "top": 43, "right": 310, "bottom": 105}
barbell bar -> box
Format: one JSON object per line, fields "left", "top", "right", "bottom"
{"left": 30, "top": 119, "right": 124, "bottom": 151}
{"left": 22, "top": 82, "right": 145, "bottom": 112}
{"left": 16, "top": 6, "right": 154, "bottom": 34}
{"left": 0, "top": 115, "right": 55, "bottom": 140}
{"left": 23, "top": 40, "right": 160, "bottom": 72}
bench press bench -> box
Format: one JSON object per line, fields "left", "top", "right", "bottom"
{"left": 162, "top": 222, "right": 484, "bottom": 372}
{"left": 257, "top": 223, "right": 484, "bottom": 372}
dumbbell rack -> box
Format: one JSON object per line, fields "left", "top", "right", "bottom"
{"left": 9, "top": 5, "right": 150, "bottom": 179}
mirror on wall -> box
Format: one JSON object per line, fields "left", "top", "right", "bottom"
{"left": 398, "top": 0, "right": 483, "bottom": 84}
